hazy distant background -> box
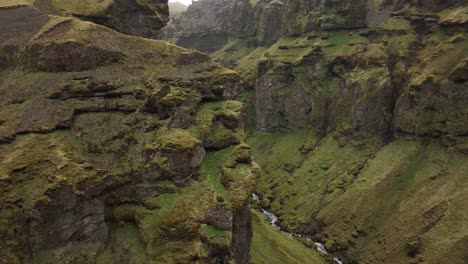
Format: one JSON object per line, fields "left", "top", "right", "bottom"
{"left": 169, "top": 0, "right": 191, "bottom": 6}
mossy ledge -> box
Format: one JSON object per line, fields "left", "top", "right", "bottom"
{"left": 0, "top": 2, "right": 260, "bottom": 263}
{"left": 162, "top": 0, "right": 468, "bottom": 263}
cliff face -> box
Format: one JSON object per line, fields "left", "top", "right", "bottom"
{"left": 162, "top": 0, "right": 425, "bottom": 47}
{"left": 163, "top": 0, "right": 468, "bottom": 46}
{"left": 162, "top": 0, "right": 468, "bottom": 263}
{"left": 0, "top": 1, "right": 260, "bottom": 263}
{"left": 33, "top": 0, "right": 170, "bottom": 37}
{"left": 167, "top": 0, "right": 468, "bottom": 151}
{"left": 160, "top": 0, "right": 250, "bottom": 51}
{"left": 168, "top": 2, "right": 188, "bottom": 18}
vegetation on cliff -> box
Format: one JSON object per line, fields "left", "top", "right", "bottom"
{"left": 162, "top": 0, "right": 468, "bottom": 263}
{"left": 1, "top": 0, "right": 467, "bottom": 263}
{"left": 0, "top": 1, "right": 261, "bottom": 263}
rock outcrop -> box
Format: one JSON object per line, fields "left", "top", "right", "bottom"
{"left": 0, "top": 1, "right": 259, "bottom": 263}
{"left": 34, "top": 0, "right": 169, "bottom": 37}
{"left": 162, "top": 0, "right": 437, "bottom": 48}
{"left": 161, "top": 0, "right": 468, "bottom": 263}
{"left": 168, "top": 1, "right": 188, "bottom": 18}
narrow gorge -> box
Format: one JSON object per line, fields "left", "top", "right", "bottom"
{"left": 0, "top": 0, "right": 467, "bottom": 263}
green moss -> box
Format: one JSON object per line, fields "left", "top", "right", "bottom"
{"left": 0, "top": 0, "right": 34, "bottom": 8}
{"left": 205, "top": 123, "right": 241, "bottom": 149}
{"left": 33, "top": 244, "right": 100, "bottom": 264}
{"left": 155, "top": 180, "right": 176, "bottom": 189}
{"left": 248, "top": 132, "right": 374, "bottom": 230}
{"left": 320, "top": 77, "right": 340, "bottom": 94}
{"left": 247, "top": 132, "right": 305, "bottom": 198}
{"left": 157, "top": 128, "right": 202, "bottom": 151}
{"left": 200, "top": 224, "right": 231, "bottom": 247}
{"left": 438, "top": 6, "right": 468, "bottom": 25}
{"left": 145, "top": 181, "right": 219, "bottom": 261}
{"left": 320, "top": 31, "right": 368, "bottom": 55}
{"left": 379, "top": 17, "right": 414, "bottom": 31}
{"left": 50, "top": 129, "right": 85, "bottom": 155}
{"left": 316, "top": 139, "right": 468, "bottom": 263}
{"left": 222, "top": 162, "right": 259, "bottom": 208}
{"left": 201, "top": 146, "right": 236, "bottom": 198}
{"left": 188, "top": 100, "right": 243, "bottom": 143}
{"left": 188, "top": 102, "right": 220, "bottom": 138}
{"left": 274, "top": 136, "right": 370, "bottom": 228}
{"left": 139, "top": 193, "right": 177, "bottom": 241}
{"left": 390, "top": 146, "right": 428, "bottom": 196}
{"left": 97, "top": 223, "right": 146, "bottom": 264}
{"left": 51, "top": 0, "right": 113, "bottom": 16}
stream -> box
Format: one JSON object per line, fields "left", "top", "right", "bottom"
{"left": 252, "top": 193, "right": 344, "bottom": 264}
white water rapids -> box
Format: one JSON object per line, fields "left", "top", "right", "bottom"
{"left": 252, "top": 193, "right": 344, "bottom": 264}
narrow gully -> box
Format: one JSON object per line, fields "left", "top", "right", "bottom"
{"left": 252, "top": 193, "right": 344, "bottom": 264}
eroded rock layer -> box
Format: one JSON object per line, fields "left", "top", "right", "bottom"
{"left": 162, "top": 0, "right": 468, "bottom": 263}
{"left": 0, "top": 1, "right": 260, "bottom": 263}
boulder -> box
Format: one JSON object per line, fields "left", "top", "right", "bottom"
{"left": 204, "top": 204, "right": 233, "bottom": 230}
{"left": 156, "top": 129, "right": 206, "bottom": 182}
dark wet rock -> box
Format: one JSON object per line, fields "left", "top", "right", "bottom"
{"left": 449, "top": 57, "right": 468, "bottom": 83}
{"left": 405, "top": 237, "right": 422, "bottom": 257}
{"left": 204, "top": 204, "right": 233, "bottom": 230}
{"left": 36, "top": 186, "right": 108, "bottom": 250}
{"left": 232, "top": 200, "right": 253, "bottom": 264}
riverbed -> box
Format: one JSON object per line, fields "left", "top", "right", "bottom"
{"left": 252, "top": 193, "right": 344, "bottom": 264}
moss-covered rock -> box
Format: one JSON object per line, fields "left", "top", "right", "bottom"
{"left": 153, "top": 128, "right": 205, "bottom": 183}
{"left": 0, "top": 2, "right": 257, "bottom": 263}
{"left": 44, "top": 0, "right": 168, "bottom": 37}
{"left": 161, "top": 0, "right": 468, "bottom": 263}
{"left": 221, "top": 144, "right": 261, "bottom": 209}
{"left": 0, "top": 134, "right": 109, "bottom": 262}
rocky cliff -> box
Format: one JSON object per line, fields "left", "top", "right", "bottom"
{"left": 168, "top": 2, "right": 188, "bottom": 18}
{"left": 33, "top": 0, "right": 170, "bottom": 37}
{"left": 162, "top": 0, "right": 468, "bottom": 263}
{"left": 0, "top": 1, "right": 261, "bottom": 263}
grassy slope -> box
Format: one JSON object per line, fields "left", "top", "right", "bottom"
{"left": 248, "top": 132, "right": 373, "bottom": 230}
{"left": 211, "top": 8, "right": 468, "bottom": 264}
{"left": 213, "top": 30, "right": 368, "bottom": 80}
{"left": 251, "top": 210, "right": 326, "bottom": 264}
{"left": 248, "top": 131, "right": 468, "bottom": 263}
{"left": 201, "top": 146, "right": 236, "bottom": 198}
{"left": 317, "top": 139, "right": 468, "bottom": 264}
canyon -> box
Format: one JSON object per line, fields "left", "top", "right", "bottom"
{"left": 0, "top": 0, "right": 467, "bottom": 263}
{"left": 162, "top": 0, "right": 468, "bottom": 263}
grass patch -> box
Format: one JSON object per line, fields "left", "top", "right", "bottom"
{"left": 247, "top": 131, "right": 305, "bottom": 196}
{"left": 139, "top": 193, "right": 177, "bottom": 238}
{"left": 201, "top": 146, "right": 236, "bottom": 198}
{"left": 200, "top": 224, "right": 231, "bottom": 247}
{"left": 251, "top": 210, "right": 326, "bottom": 264}
{"left": 97, "top": 223, "right": 146, "bottom": 264}
{"left": 248, "top": 132, "right": 374, "bottom": 230}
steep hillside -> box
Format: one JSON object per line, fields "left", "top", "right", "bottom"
{"left": 162, "top": 0, "right": 468, "bottom": 263}
{"left": 0, "top": 1, "right": 265, "bottom": 263}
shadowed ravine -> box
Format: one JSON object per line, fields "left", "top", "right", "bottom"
{"left": 0, "top": 0, "right": 467, "bottom": 263}
{"left": 252, "top": 193, "right": 344, "bottom": 264}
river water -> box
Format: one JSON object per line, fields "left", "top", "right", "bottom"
{"left": 252, "top": 193, "right": 344, "bottom": 264}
